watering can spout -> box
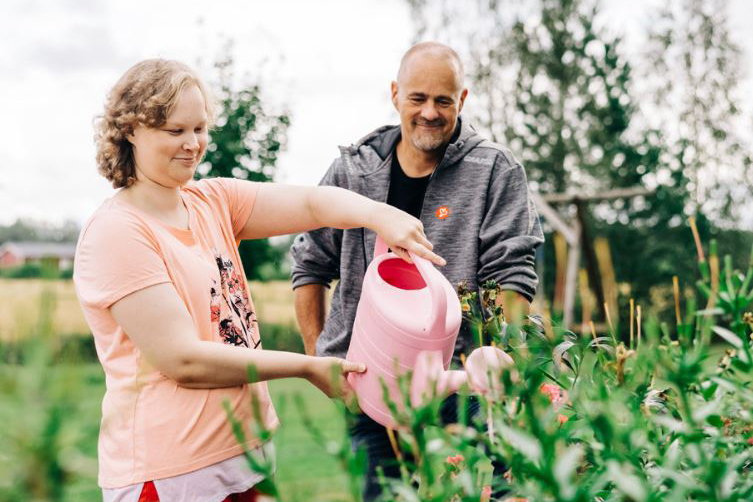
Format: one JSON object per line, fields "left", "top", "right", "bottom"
{"left": 411, "top": 351, "right": 466, "bottom": 406}
{"left": 410, "top": 347, "right": 516, "bottom": 407}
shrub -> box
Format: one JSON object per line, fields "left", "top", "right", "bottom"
{"left": 230, "top": 233, "right": 753, "bottom": 502}
{"left": 1, "top": 263, "right": 59, "bottom": 279}
{"left": 0, "top": 292, "right": 98, "bottom": 501}
{"left": 257, "top": 323, "right": 304, "bottom": 353}
{"left": 58, "top": 268, "right": 74, "bottom": 280}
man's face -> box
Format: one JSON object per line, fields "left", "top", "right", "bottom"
{"left": 391, "top": 55, "right": 467, "bottom": 153}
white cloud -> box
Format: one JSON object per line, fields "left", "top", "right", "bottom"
{"left": 0, "top": 0, "right": 412, "bottom": 225}
{"left": 0, "top": 0, "right": 750, "bottom": 227}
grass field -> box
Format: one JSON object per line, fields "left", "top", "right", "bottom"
{"left": 0, "top": 278, "right": 348, "bottom": 501}
{"left": 0, "top": 279, "right": 301, "bottom": 340}
{"left": 1, "top": 361, "right": 351, "bottom": 502}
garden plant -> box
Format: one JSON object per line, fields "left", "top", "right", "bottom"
{"left": 231, "top": 222, "right": 753, "bottom": 502}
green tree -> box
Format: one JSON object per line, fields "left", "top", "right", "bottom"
{"left": 406, "top": 0, "right": 753, "bottom": 325}
{"left": 409, "top": 0, "right": 665, "bottom": 200}
{"left": 642, "top": 0, "right": 752, "bottom": 225}
{"left": 0, "top": 219, "right": 80, "bottom": 245}
{"left": 195, "top": 49, "right": 291, "bottom": 280}
{"left": 407, "top": 0, "right": 692, "bottom": 316}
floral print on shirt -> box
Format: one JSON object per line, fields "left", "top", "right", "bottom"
{"left": 210, "top": 251, "right": 260, "bottom": 348}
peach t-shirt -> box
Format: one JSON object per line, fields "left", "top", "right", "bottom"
{"left": 74, "top": 178, "right": 279, "bottom": 488}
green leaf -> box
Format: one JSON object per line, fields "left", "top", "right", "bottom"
{"left": 701, "top": 381, "right": 718, "bottom": 400}
{"left": 706, "top": 414, "right": 724, "bottom": 428}
{"left": 607, "top": 461, "right": 647, "bottom": 502}
{"left": 651, "top": 415, "right": 689, "bottom": 433}
{"left": 498, "top": 423, "right": 542, "bottom": 462}
{"left": 712, "top": 326, "right": 743, "bottom": 348}
{"left": 692, "top": 398, "right": 722, "bottom": 423}
{"left": 554, "top": 444, "right": 583, "bottom": 497}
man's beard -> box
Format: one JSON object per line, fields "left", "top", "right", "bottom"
{"left": 410, "top": 121, "right": 448, "bottom": 152}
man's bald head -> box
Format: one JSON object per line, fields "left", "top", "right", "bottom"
{"left": 396, "top": 42, "right": 465, "bottom": 91}
{"left": 391, "top": 42, "right": 468, "bottom": 154}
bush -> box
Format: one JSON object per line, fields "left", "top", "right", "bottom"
{"left": 58, "top": 268, "right": 74, "bottom": 280}
{"left": 258, "top": 323, "right": 304, "bottom": 353}
{"left": 1, "top": 263, "right": 60, "bottom": 279}
{"left": 229, "top": 236, "right": 753, "bottom": 501}
{"left": 0, "top": 291, "right": 98, "bottom": 502}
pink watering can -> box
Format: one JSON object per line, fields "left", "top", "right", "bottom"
{"left": 346, "top": 236, "right": 462, "bottom": 428}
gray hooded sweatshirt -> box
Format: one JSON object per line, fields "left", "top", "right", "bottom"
{"left": 290, "top": 118, "right": 544, "bottom": 359}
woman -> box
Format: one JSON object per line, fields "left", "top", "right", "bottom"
{"left": 73, "top": 59, "right": 445, "bottom": 502}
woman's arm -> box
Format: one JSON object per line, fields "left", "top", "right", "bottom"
{"left": 238, "top": 184, "right": 445, "bottom": 266}
{"left": 110, "top": 282, "right": 363, "bottom": 396}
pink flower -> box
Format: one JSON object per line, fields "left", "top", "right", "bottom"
{"left": 557, "top": 414, "right": 569, "bottom": 425}
{"left": 747, "top": 436, "right": 753, "bottom": 446}
{"left": 540, "top": 383, "right": 568, "bottom": 411}
{"left": 480, "top": 485, "right": 492, "bottom": 502}
{"left": 446, "top": 454, "right": 464, "bottom": 466}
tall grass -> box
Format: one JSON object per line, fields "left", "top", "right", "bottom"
{"left": 0, "top": 279, "right": 304, "bottom": 342}
{"left": 5, "top": 232, "right": 753, "bottom": 501}
{"left": 228, "top": 235, "right": 753, "bottom": 501}
{"left": 0, "top": 287, "right": 335, "bottom": 501}
{"left": 0, "top": 291, "right": 101, "bottom": 502}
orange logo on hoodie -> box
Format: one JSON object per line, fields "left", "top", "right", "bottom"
{"left": 436, "top": 206, "right": 450, "bottom": 220}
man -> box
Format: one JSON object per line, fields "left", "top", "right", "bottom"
{"left": 290, "top": 42, "right": 544, "bottom": 500}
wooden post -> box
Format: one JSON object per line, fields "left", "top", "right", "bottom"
{"left": 532, "top": 187, "right": 654, "bottom": 330}
{"left": 562, "top": 224, "right": 580, "bottom": 329}
{"left": 574, "top": 199, "right": 606, "bottom": 321}
{"left": 552, "top": 232, "right": 568, "bottom": 314}
{"left": 594, "top": 237, "right": 618, "bottom": 327}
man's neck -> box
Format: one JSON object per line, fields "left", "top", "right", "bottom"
{"left": 395, "top": 140, "right": 445, "bottom": 178}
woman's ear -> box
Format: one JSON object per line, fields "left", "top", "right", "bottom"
{"left": 125, "top": 124, "right": 140, "bottom": 145}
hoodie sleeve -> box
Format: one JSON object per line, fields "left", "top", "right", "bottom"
{"left": 289, "top": 159, "right": 346, "bottom": 289}
{"left": 477, "top": 151, "right": 545, "bottom": 302}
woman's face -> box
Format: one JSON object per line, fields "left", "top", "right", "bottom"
{"left": 128, "top": 85, "right": 208, "bottom": 188}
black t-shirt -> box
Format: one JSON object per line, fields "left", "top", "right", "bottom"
{"left": 386, "top": 151, "right": 431, "bottom": 218}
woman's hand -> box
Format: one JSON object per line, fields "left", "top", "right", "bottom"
{"left": 305, "top": 356, "right": 365, "bottom": 400}
{"left": 368, "top": 203, "right": 446, "bottom": 267}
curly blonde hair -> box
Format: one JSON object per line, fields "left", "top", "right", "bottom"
{"left": 95, "top": 59, "right": 216, "bottom": 188}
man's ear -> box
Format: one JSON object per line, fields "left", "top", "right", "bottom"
{"left": 457, "top": 88, "right": 469, "bottom": 113}
{"left": 390, "top": 81, "right": 399, "bottom": 110}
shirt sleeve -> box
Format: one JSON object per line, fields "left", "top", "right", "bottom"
{"left": 74, "top": 211, "right": 172, "bottom": 310}
{"left": 477, "top": 152, "right": 545, "bottom": 302}
{"left": 195, "top": 178, "right": 261, "bottom": 240}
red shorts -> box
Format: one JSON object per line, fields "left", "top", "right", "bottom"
{"left": 137, "top": 480, "right": 259, "bottom": 502}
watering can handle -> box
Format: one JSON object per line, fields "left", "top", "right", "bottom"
{"left": 372, "top": 236, "right": 448, "bottom": 334}
{"left": 374, "top": 234, "right": 390, "bottom": 257}
{"left": 410, "top": 251, "right": 448, "bottom": 335}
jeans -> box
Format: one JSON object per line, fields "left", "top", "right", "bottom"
{"left": 349, "top": 394, "right": 506, "bottom": 501}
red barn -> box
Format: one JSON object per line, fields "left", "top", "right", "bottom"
{"left": 0, "top": 241, "right": 76, "bottom": 271}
